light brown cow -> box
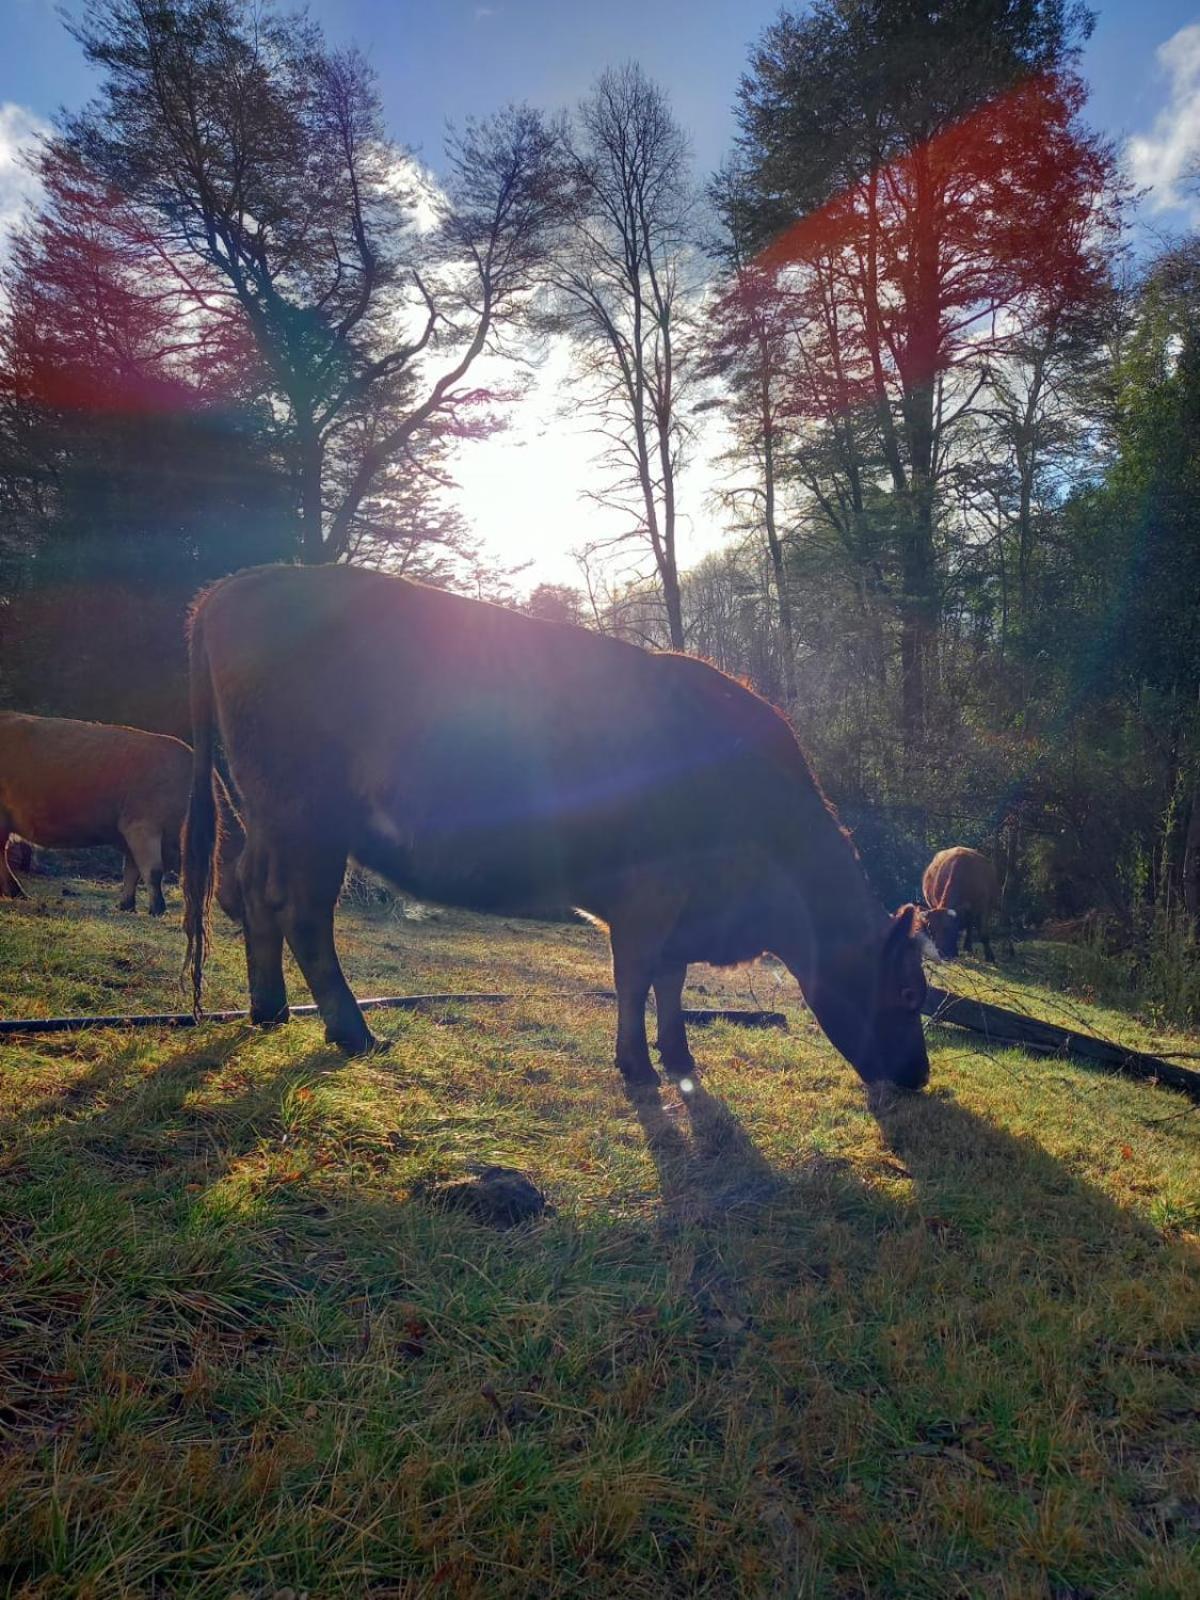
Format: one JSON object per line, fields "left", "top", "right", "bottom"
{"left": 921, "top": 846, "right": 1001, "bottom": 962}
{"left": 183, "top": 564, "right": 931, "bottom": 1092}
{"left": 0, "top": 710, "right": 242, "bottom": 917}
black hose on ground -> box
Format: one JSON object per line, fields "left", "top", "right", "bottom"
{"left": 0, "top": 993, "right": 789, "bottom": 1038}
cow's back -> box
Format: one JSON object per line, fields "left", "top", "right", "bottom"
{"left": 923, "top": 847, "right": 999, "bottom": 918}
{"left": 0, "top": 711, "right": 191, "bottom": 847}
{"left": 195, "top": 564, "right": 831, "bottom": 916}
{"left": 197, "top": 565, "right": 658, "bottom": 811}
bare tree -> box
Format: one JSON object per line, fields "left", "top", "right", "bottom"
{"left": 704, "top": 161, "right": 803, "bottom": 699}
{"left": 550, "top": 65, "right": 697, "bottom": 649}
{"left": 66, "top": 0, "right": 564, "bottom": 563}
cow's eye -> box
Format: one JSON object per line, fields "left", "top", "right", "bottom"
{"left": 900, "top": 985, "right": 921, "bottom": 1010}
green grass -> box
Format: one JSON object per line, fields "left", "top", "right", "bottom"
{"left": 0, "top": 882, "right": 1198, "bottom": 1598}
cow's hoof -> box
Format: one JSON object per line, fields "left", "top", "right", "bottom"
{"left": 149, "top": 903, "right": 166, "bottom": 918}
{"left": 618, "top": 1060, "right": 660, "bottom": 1091}
{"left": 117, "top": 900, "right": 136, "bottom": 913}
{"left": 250, "top": 1005, "right": 290, "bottom": 1028}
{"left": 330, "top": 1028, "right": 388, "bottom": 1057}
{"left": 657, "top": 1047, "right": 696, "bottom": 1078}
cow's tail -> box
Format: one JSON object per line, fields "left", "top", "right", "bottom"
{"left": 213, "top": 771, "right": 246, "bottom": 924}
{"left": 182, "top": 605, "right": 219, "bottom": 1016}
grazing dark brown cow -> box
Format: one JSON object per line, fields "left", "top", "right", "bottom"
{"left": 0, "top": 710, "right": 243, "bottom": 917}
{"left": 183, "top": 564, "right": 930, "bottom": 1091}
{"left": 921, "top": 847, "right": 1001, "bottom": 962}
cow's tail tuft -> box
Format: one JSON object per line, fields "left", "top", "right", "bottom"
{"left": 182, "top": 606, "right": 218, "bottom": 1016}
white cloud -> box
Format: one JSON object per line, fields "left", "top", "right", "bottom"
{"left": 0, "top": 102, "right": 48, "bottom": 253}
{"left": 1127, "top": 24, "right": 1200, "bottom": 221}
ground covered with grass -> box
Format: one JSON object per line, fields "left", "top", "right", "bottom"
{"left": 1, "top": 881, "right": 1198, "bottom": 1598}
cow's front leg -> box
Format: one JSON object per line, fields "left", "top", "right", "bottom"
{"left": 609, "top": 896, "right": 687, "bottom": 1087}
{"left": 653, "top": 962, "right": 695, "bottom": 1077}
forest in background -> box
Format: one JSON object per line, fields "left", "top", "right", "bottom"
{"left": 2, "top": 0, "right": 1199, "bottom": 1007}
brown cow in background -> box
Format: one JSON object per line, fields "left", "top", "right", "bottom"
{"left": 0, "top": 711, "right": 242, "bottom": 917}
{"left": 921, "top": 846, "right": 1002, "bottom": 962}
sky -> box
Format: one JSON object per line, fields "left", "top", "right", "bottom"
{"left": 3, "top": 0, "right": 1200, "bottom": 587}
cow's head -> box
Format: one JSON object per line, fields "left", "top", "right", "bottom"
{"left": 921, "top": 905, "right": 959, "bottom": 959}
{"left": 800, "top": 905, "right": 931, "bottom": 1091}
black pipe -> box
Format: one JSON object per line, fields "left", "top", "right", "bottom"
{"left": 5, "top": 984, "right": 1193, "bottom": 1101}
{"left": 0, "top": 993, "right": 789, "bottom": 1038}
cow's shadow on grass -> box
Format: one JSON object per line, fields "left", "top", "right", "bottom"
{"left": 4, "top": 1020, "right": 1195, "bottom": 1311}
{"left": 622, "top": 1076, "right": 783, "bottom": 1217}
{"left": 0, "top": 1029, "right": 249, "bottom": 1153}
{"left": 2, "top": 1019, "right": 1199, "bottom": 1598}
{"left": 869, "top": 1075, "right": 1176, "bottom": 1264}
{"left": 3, "top": 1019, "right": 1196, "bottom": 1307}
{"left": 624, "top": 1050, "right": 1198, "bottom": 1351}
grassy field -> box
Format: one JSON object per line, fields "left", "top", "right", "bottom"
{"left": 0, "top": 880, "right": 1198, "bottom": 1598}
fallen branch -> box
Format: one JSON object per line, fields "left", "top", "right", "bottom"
{"left": 923, "top": 984, "right": 1200, "bottom": 1101}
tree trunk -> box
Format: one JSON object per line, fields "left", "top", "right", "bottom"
{"left": 899, "top": 390, "right": 936, "bottom": 761}
{"left": 1183, "top": 776, "right": 1200, "bottom": 930}
{"left": 899, "top": 606, "right": 926, "bottom": 755}
{"left": 897, "top": 148, "right": 940, "bottom": 764}
{"left": 656, "top": 410, "right": 685, "bottom": 651}
{"left": 297, "top": 425, "right": 327, "bottom": 564}
{"left": 660, "top": 559, "right": 685, "bottom": 651}
{"left": 762, "top": 420, "right": 796, "bottom": 701}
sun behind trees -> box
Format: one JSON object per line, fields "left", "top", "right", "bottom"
{"left": 62, "top": 0, "right": 568, "bottom": 567}
{"left": 1, "top": 0, "right": 568, "bottom": 727}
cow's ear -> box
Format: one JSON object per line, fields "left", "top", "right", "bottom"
{"left": 887, "top": 904, "right": 918, "bottom": 948}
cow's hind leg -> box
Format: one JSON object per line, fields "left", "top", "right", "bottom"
{"left": 982, "top": 922, "right": 997, "bottom": 963}
{"left": 277, "top": 843, "right": 376, "bottom": 1055}
{"left": 609, "top": 891, "right": 685, "bottom": 1087}
{"left": 238, "top": 839, "right": 289, "bottom": 1026}
{"left": 653, "top": 962, "right": 696, "bottom": 1078}
{"left": 0, "top": 814, "right": 27, "bottom": 899}
{"left": 611, "top": 935, "right": 658, "bottom": 1087}
{"left": 122, "top": 822, "right": 166, "bottom": 915}
{"left": 117, "top": 848, "right": 139, "bottom": 912}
